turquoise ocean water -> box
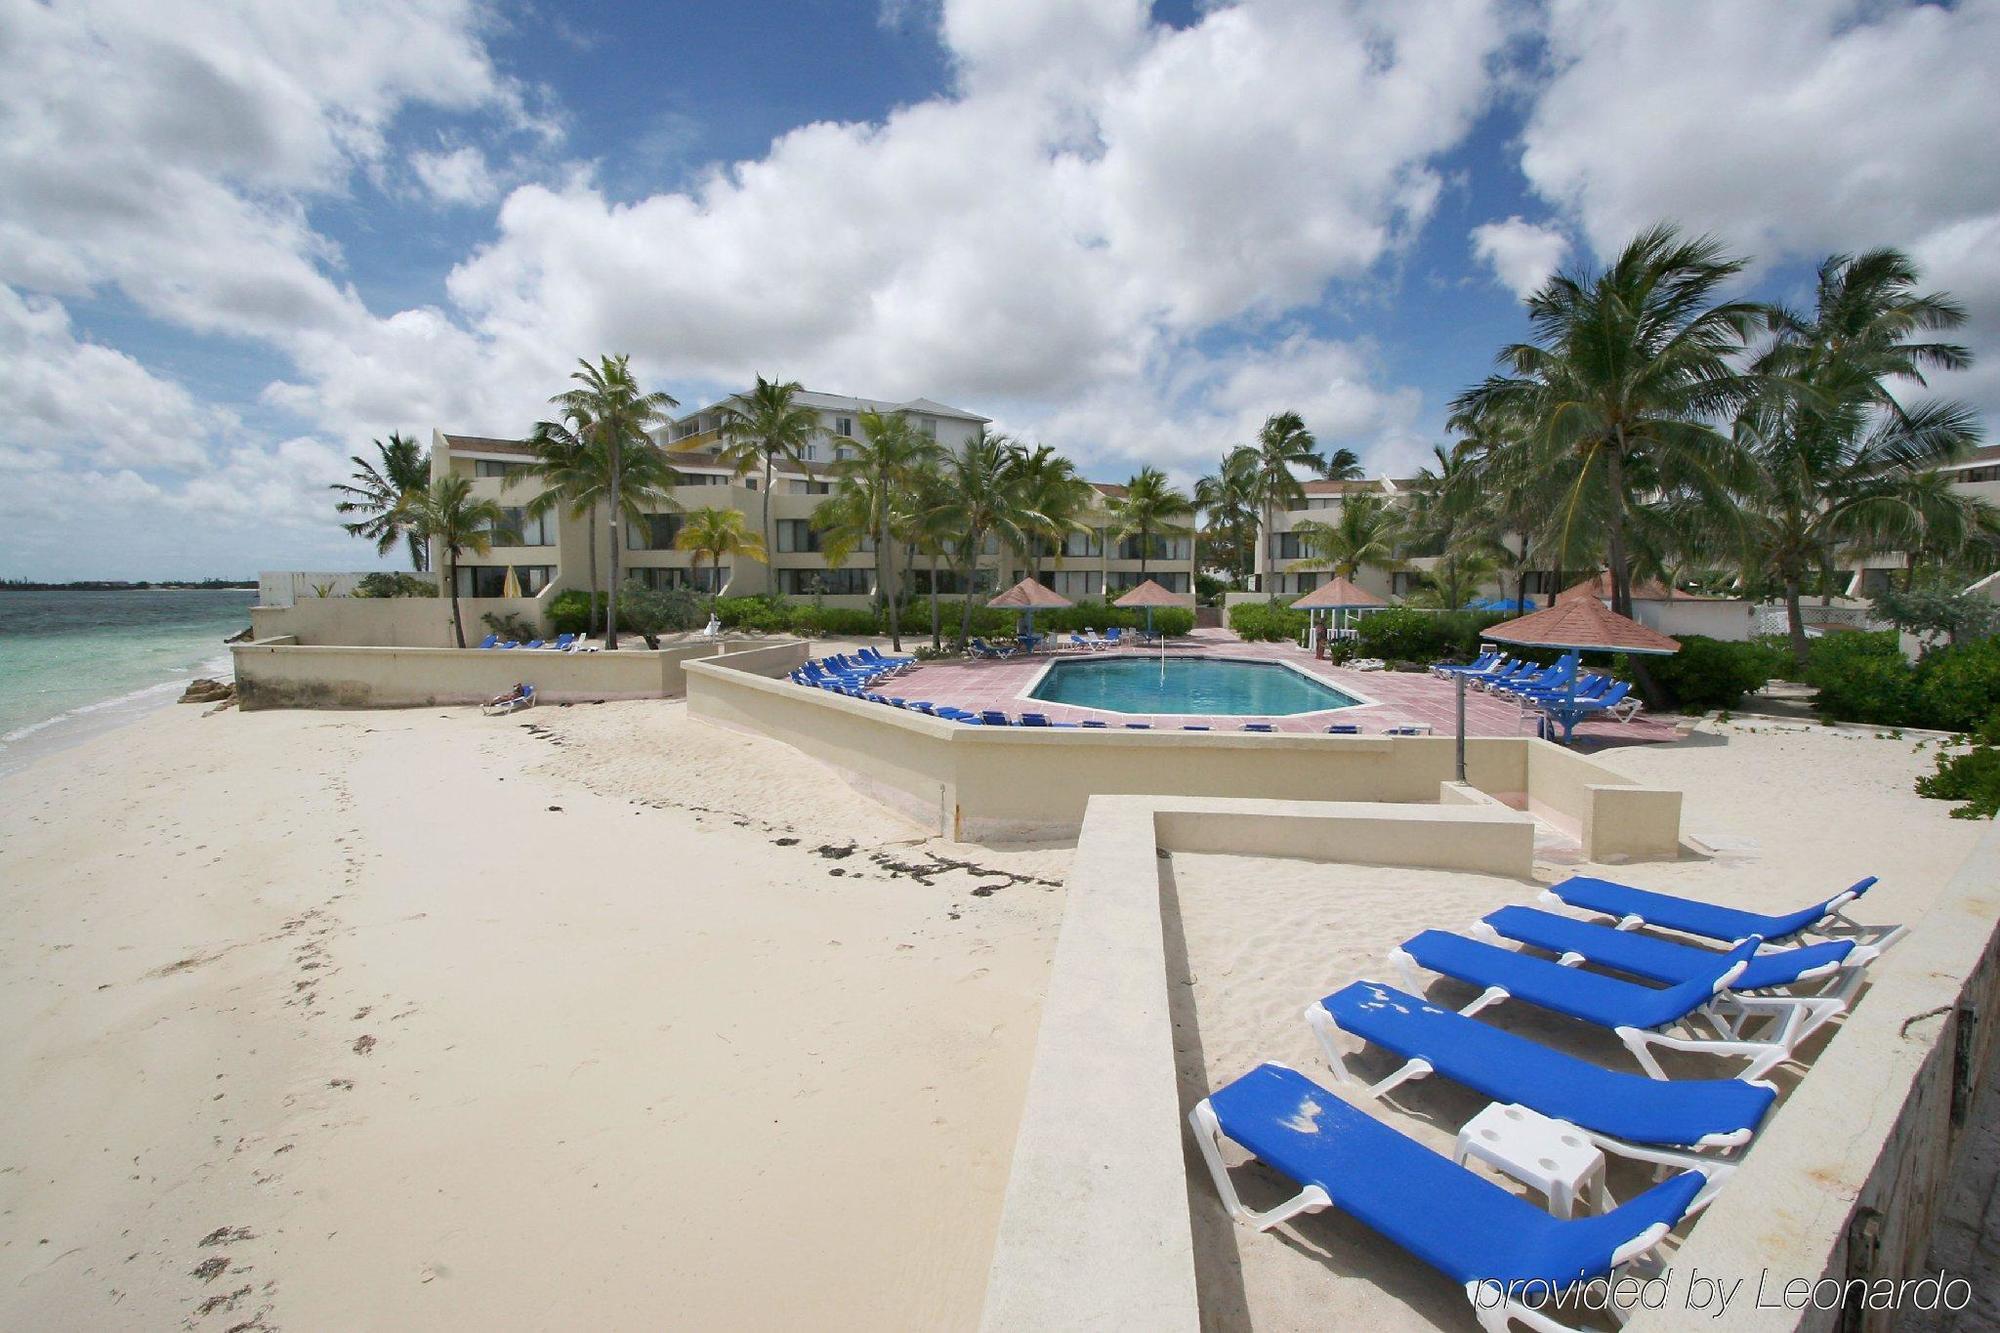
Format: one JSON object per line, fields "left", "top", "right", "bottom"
{"left": 0, "top": 589, "right": 256, "bottom": 776}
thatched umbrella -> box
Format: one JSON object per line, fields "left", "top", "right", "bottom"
{"left": 1290, "top": 575, "right": 1384, "bottom": 642}
{"left": 987, "top": 577, "right": 1073, "bottom": 648}
{"left": 1484, "top": 596, "right": 1680, "bottom": 744}
{"left": 1111, "top": 578, "right": 1192, "bottom": 637}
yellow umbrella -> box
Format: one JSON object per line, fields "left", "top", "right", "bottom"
{"left": 500, "top": 565, "right": 522, "bottom": 599}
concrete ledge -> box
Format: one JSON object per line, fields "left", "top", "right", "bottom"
{"left": 979, "top": 793, "right": 1539, "bottom": 1332}
{"left": 233, "top": 638, "right": 806, "bottom": 709}
{"left": 685, "top": 660, "right": 1682, "bottom": 851}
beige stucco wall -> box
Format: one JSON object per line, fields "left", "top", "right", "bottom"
{"left": 233, "top": 638, "right": 806, "bottom": 710}
{"left": 684, "top": 656, "right": 1680, "bottom": 852}
{"left": 250, "top": 593, "right": 553, "bottom": 648}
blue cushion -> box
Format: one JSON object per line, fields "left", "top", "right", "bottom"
{"left": 1399, "top": 930, "right": 1760, "bottom": 1031}
{"left": 1548, "top": 875, "right": 1878, "bottom": 944}
{"left": 1207, "top": 1063, "right": 1704, "bottom": 1287}
{"left": 1321, "top": 982, "right": 1775, "bottom": 1146}
{"left": 1484, "top": 906, "right": 1854, "bottom": 991}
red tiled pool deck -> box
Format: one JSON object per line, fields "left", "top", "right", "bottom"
{"left": 858, "top": 630, "right": 1682, "bottom": 747}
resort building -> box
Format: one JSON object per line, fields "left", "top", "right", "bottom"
{"left": 1846, "top": 442, "right": 2000, "bottom": 596}
{"left": 430, "top": 389, "right": 1198, "bottom": 608}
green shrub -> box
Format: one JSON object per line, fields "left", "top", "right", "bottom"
{"left": 1912, "top": 639, "right": 2000, "bottom": 733}
{"left": 480, "top": 610, "right": 539, "bottom": 642}
{"left": 1229, "top": 600, "right": 1307, "bottom": 642}
{"left": 1805, "top": 632, "right": 1919, "bottom": 726}
{"left": 547, "top": 589, "right": 599, "bottom": 635}
{"left": 618, "top": 580, "right": 705, "bottom": 646}
{"left": 1917, "top": 720, "right": 2000, "bottom": 818}
{"left": 1634, "top": 636, "right": 1788, "bottom": 711}
{"left": 353, "top": 571, "right": 437, "bottom": 598}
{"left": 1148, "top": 607, "right": 1196, "bottom": 637}
{"left": 1353, "top": 608, "right": 1508, "bottom": 663}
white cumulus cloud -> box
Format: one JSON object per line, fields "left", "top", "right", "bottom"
{"left": 1469, "top": 216, "right": 1570, "bottom": 301}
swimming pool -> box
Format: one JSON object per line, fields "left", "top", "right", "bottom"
{"left": 1027, "top": 655, "right": 1362, "bottom": 716}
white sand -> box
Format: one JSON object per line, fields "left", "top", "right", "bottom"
{"left": 1165, "top": 721, "right": 1986, "bottom": 1333}
{"left": 0, "top": 698, "right": 1066, "bottom": 1330}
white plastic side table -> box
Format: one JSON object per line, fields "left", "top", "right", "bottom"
{"left": 1454, "top": 1102, "right": 1608, "bottom": 1219}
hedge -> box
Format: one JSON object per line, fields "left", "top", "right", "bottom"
{"left": 1805, "top": 631, "right": 2000, "bottom": 732}
{"left": 1353, "top": 608, "right": 1510, "bottom": 664}
{"left": 1629, "top": 636, "right": 1788, "bottom": 712}
{"left": 1229, "top": 601, "right": 1308, "bottom": 642}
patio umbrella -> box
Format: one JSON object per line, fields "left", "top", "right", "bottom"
{"left": 1482, "top": 596, "right": 1680, "bottom": 745}
{"left": 987, "top": 577, "right": 1073, "bottom": 646}
{"left": 1291, "top": 575, "right": 1384, "bottom": 641}
{"left": 1111, "top": 578, "right": 1192, "bottom": 636}
{"left": 500, "top": 564, "right": 522, "bottom": 599}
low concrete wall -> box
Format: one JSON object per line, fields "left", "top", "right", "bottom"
{"left": 980, "top": 793, "right": 1538, "bottom": 1331}
{"left": 249, "top": 594, "right": 551, "bottom": 648}
{"left": 684, "top": 658, "right": 1680, "bottom": 852}
{"left": 234, "top": 637, "right": 806, "bottom": 710}
{"left": 1632, "top": 822, "right": 2000, "bottom": 1332}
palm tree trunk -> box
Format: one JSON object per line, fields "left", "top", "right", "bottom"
{"left": 1139, "top": 526, "right": 1150, "bottom": 579}
{"left": 586, "top": 510, "right": 599, "bottom": 611}
{"left": 447, "top": 552, "right": 465, "bottom": 648}
{"left": 762, "top": 452, "right": 776, "bottom": 593}
{"left": 1603, "top": 444, "right": 1633, "bottom": 618}
{"left": 1784, "top": 574, "right": 1810, "bottom": 669}
{"left": 1262, "top": 500, "right": 1275, "bottom": 599}
{"left": 881, "top": 508, "right": 902, "bottom": 652}
{"left": 604, "top": 436, "right": 620, "bottom": 648}
{"left": 929, "top": 553, "right": 941, "bottom": 650}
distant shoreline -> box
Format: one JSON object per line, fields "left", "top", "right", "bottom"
{"left": 0, "top": 582, "right": 256, "bottom": 593}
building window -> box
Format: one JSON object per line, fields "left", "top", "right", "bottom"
{"left": 488, "top": 507, "right": 555, "bottom": 547}
{"left": 634, "top": 565, "right": 727, "bottom": 593}
{"left": 625, "top": 513, "right": 682, "bottom": 551}
{"left": 777, "top": 567, "right": 871, "bottom": 595}
{"left": 1289, "top": 573, "right": 1323, "bottom": 596}
{"left": 1117, "top": 535, "right": 1193, "bottom": 563}
{"left": 1049, "top": 570, "right": 1098, "bottom": 598}
{"left": 1060, "top": 531, "right": 1102, "bottom": 558}
{"left": 474, "top": 458, "right": 530, "bottom": 478}
{"left": 917, "top": 417, "right": 937, "bottom": 439}
{"left": 909, "top": 568, "right": 997, "bottom": 596}
{"left": 833, "top": 416, "right": 854, "bottom": 438}
{"left": 1107, "top": 570, "right": 1189, "bottom": 594}
{"left": 789, "top": 479, "right": 831, "bottom": 494}
{"left": 676, "top": 471, "right": 729, "bottom": 487}
{"left": 455, "top": 565, "right": 553, "bottom": 598}
{"left": 1266, "top": 532, "right": 1303, "bottom": 560}
{"left": 776, "top": 519, "right": 823, "bottom": 553}
{"left": 1520, "top": 571, "right": 1557, "bottom": 596}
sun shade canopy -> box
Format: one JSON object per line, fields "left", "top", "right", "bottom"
{"left": 1483, "top": 596, "right": 1681, "bottom": 656}
{"left": 1112, "top": 579, "right": 1192, "bottom": 609}
{"left": 986, "top": 577, "right": 1074, "bottom": 610}
{"left": 1290, "top": 576, "right": 1385, "bottom": 611}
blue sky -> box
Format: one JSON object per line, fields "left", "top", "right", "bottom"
{"left": 2, "top": 0, "right": 1996, "bottom": 578}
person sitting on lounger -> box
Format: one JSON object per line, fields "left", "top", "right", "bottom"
{"left": 484, "top": 683, "right": 532, "bottom": 713}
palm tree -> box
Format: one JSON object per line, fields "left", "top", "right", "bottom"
{"left": 1450, "top": 223, "right": 1763, "bottom": 619}
{"left": 396, "top": 474, "right": 504, "bottom": 648}
{"left": 1011, "top": 444, "right": 1094, "bottom": 583}
{"left": 936, "top": 433, "right": 1032, "bottom": 647}
{"left": 1291, "top": 492, "right": 1406, "bottom": 584}
{"left": 549, "top": 355, "right": 679, "bottom": 649}
{"left": 1411, "top": 548, "right": 1502, "bottom": 611}
{"left": 1742, "top": 249, "right": 1989, "bottom": 665}
{"left": 818, "top": 409, "right": 938, "bottom": 651}
{"left": 1111, "top": 466, "right": 1195, "bottom": 579}
{"left": 523, "top": 411, "right": 607, "bottom": 599}
{"left": 675, "top": 507, "right": 766, "bottom": 611}
{"left": 714, "top": 375, "right": 822, "bottom": 579}
{"left": 904, "top": 464, "right": 959, "bottom": 649}
{"left": 1320, "top": 446, "right": 1364, "bottom": 481}
{"left": 332, "top": 432, "right": 431, "bottom": 570}
{"left": 1194, "top": 448, "right": 1260, "bottom": 588}
{"left": 1246, "top": 411, "right": 1323, "bottom": 597}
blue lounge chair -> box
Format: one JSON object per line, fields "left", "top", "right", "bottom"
{"left": 1432, "top": 650, "right": 1502, "bottom": 678}
{"left": 979, "top": 710, "right": 1013, "bottom": 726}
{"left": 969, "top": 638, "right": 1018, "bottom": 660}
{"left": 1019, "top": 713, "right": 1049, "bottom": 726}
{"left": 1104, "top": 627, "right": 1123, "bottom": 647}
{"left": 476, "top": 633, "right": 500, "bottom": 649}
{"left": 1325, "top": 723, "right": 1360, "bottom": 734}
{"left": 1307, "top": 982, "right": 1773, "bottom": 1208}
{"left": 1476, "top": 906, "right": 1865, "bottom": 1046}
{"left": 1385, "top": 724, "right": 1430, "bottom": 736}
{"left": 1242, "top": 722, "right": 1274, "bottom": 732}
{"left": 1181, "top": 724, "right": 1210, "bottom": 731}
{"left": 1191, "top": 1063, "right": 1707, "bottom": 1331}
{"left": 1080, "top": 719, "right": 1108, "bottom": 728}
{"left": 1390, "top": 930, "right": 1809, "bottom": 1079}
{"left": 1123, "top": 722, "right": 1152, "bottom": 729}
{"left": 546, "top": 633, "right": 576, "bottom": 651}
{"left": 1541, "top": 875, "right": 1897, "bottom": 949}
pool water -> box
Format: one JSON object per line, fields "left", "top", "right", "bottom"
{"left": 1028, "top": 655, "right": 1361, "bottom": 716}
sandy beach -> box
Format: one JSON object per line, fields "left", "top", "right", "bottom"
{"left": 0, "top": 698, "right": 1066, "bottom": 1331}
